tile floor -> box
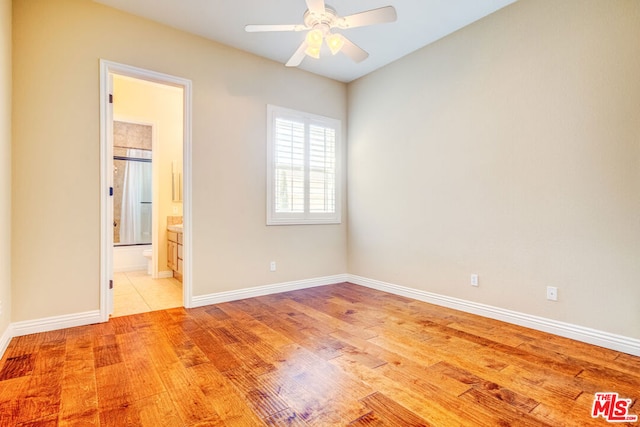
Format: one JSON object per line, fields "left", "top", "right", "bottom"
{"left": 112, "top": 270, "right": 183, "bottom": 317}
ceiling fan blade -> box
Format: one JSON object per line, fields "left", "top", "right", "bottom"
{"left": 245, "top": 24, "right": 306, "bottom": 32}
{"left": 340, "top": 36, "right": 369, "bottom": 63}
{"left": 338, "top": 6, "right": 397, "bottom": 29}
{"left": 285, "top": 41, "right": 309, "bottom": 67}
{"left": 305, "top": 0, "right": 326, "bottom": 15}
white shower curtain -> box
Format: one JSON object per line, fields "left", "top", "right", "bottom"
{"left": 119, "top": 149, "right": 152, "bottom": 245}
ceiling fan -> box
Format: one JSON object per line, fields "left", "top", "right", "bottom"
{"left": 245, "top": 0, "right": 397, "bottom": 67}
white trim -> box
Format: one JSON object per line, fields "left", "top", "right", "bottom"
{"left": 1, "top": 274, "right": 638, "bottom": 360}
{"left": 99, "top": 59, "right": 194, "bottom": 322}
{"left": 191, "top": 274, "right": 349, "bottom": 308}
{"left": 182, "top": 69, "right": 193, "bottom": 308}
{"left": 348, "top": 275, "right": 640, "bottom": 357}
{"left": 99, "top": 60, "right": 113, "bottom": 321}
{"left": 11, "top": 311, "right": 102, "bottom": 338}
{"left": 0, "top": 324, "right": 13, "bottom": 358}
{"left": 158, "top": 270, "right": 174, "bottom": 279}
{"left": 266, "top": 104, "right": 342, "bottom": 226}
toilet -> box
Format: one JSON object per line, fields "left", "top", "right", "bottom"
{"left": 142, "top": 248, "right": 152, "bottom": 275}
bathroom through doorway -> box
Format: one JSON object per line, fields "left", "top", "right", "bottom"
{"left": 100, "top": 60, "right": 193, "bottom": 320}
{"left": 112, "top": 74, "right": 183, "bottom": 317}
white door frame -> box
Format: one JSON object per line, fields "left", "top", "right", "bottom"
{"left": 99, "top": 59, "right": 193, "bottom": 321}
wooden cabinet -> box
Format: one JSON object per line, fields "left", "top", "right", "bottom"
{"left": 167, "top": 230, "right": 183, "bottom": 282}
{"left": 177, "top": 242, "right": 183, "bottom": 275}
{"left": 167, "top": 241, "right": 178, "bottom": 271}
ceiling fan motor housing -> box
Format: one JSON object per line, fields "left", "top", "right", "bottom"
{"left": 303, "top": 5, "right": 342, "bottom": 34}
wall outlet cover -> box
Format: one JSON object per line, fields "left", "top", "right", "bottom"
{"left": 471, "top": 274, "right": 479, "bottom": 287}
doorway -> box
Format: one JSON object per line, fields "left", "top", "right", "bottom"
{"left": 100, "top": 61, "right": 192, "bottom": 320}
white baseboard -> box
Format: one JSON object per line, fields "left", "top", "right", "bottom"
{"left": 11, "top": 310, "right": 102, "bottom": 338}
{"left": 191, "top": 274, "right": 349, "bottom": 308}
{"left": 157, "top": 270, "right": 174, "bottom": 279}
{"left": 1, "top": 274, "right": 637, "bottom": 361}
{"left": 0, "top": 324, "right": 13, "bottom": 358}
{"left": 349, "top": 275, "right": 640, "bottom": 357}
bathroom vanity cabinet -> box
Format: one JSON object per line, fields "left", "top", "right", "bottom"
{"left": 167, "top": 230, "right": 183, "bottom": 282}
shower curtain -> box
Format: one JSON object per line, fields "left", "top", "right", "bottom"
{"left": 119, "top": 149, "right": 152, "bottom": 244}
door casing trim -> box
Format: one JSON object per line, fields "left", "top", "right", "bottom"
{"left": 99, "top": 59, "right": 193, "bottom": 321}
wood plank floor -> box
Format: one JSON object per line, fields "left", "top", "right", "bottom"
{"left": 0, "top": 282, "right": 638, "bottom": 426}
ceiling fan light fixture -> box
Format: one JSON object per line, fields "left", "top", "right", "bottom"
{"left": 305, "top": 28, "right": 324, "bottom": 48}
{"left": 326, "top": 33, "right": 344, "bottom": 55}
{"left": 305, "top": 45, "right": 321, "bottom": 59}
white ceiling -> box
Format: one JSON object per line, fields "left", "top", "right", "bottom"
{"left": 93, "top": 0, "right": 518, "bottom": 83}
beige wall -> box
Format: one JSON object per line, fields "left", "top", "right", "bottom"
{"left": 13, "top": 0, "right": 636, "bottom": 343}
{"left": 0, "top": 0, "right": 11, "bottom": 335}
{"left": 113, "top": 75, "right": 183, "bottom": 275}
{"left": 347, "top": 0, "right": 640, "bottom": 339}
{"left": 12, "top": 0, "right": 347, "bottom": 321}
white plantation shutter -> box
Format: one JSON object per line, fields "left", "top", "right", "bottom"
{"left": 274, "top": 118, "right": 305, "bottom": 213}
{"left": 267, "top": 105, "right": 341, "bottom": 225}
{"left": 309, "top": 125, "right": 336, "bottom": 213}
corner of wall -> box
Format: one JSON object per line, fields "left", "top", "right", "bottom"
{"left": 0, "top": 324, "right": 13, "bottom": 359}
{"left": 0, "top": 0, "right": 13, "bottom": 359}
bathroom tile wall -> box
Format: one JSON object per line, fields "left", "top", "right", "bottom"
{"left": 113, "top": 121, "right": 152, "bottom": 244}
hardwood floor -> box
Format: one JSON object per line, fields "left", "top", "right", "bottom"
{"left": 0, "top": 282, "right": 638, "bottom": 426}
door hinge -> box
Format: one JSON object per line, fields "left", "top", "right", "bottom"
{"left": 109, "top": 187, "right": 113, "bottom": 196}
{"left": 109, "top": 279, "right": 113, "bottom": 290}
{"left": 109, "top": 94, "right": 113, "bottom": 104}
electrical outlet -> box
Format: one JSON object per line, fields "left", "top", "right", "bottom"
{"left": 470, "top": 274, "right": 479, "bottom": 287}
{"left": 270, "top": 261, "right": 276, "bottom": 272}
{"left": 546, "top": 286, "right": 558, "bottom": 301}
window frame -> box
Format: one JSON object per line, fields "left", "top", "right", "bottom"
{"left": 266, "top": 104, "right": 342, "bottom": 225}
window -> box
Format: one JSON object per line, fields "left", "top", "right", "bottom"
{"left": 267, "top": 105, "right": 341, "bottom": 225}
